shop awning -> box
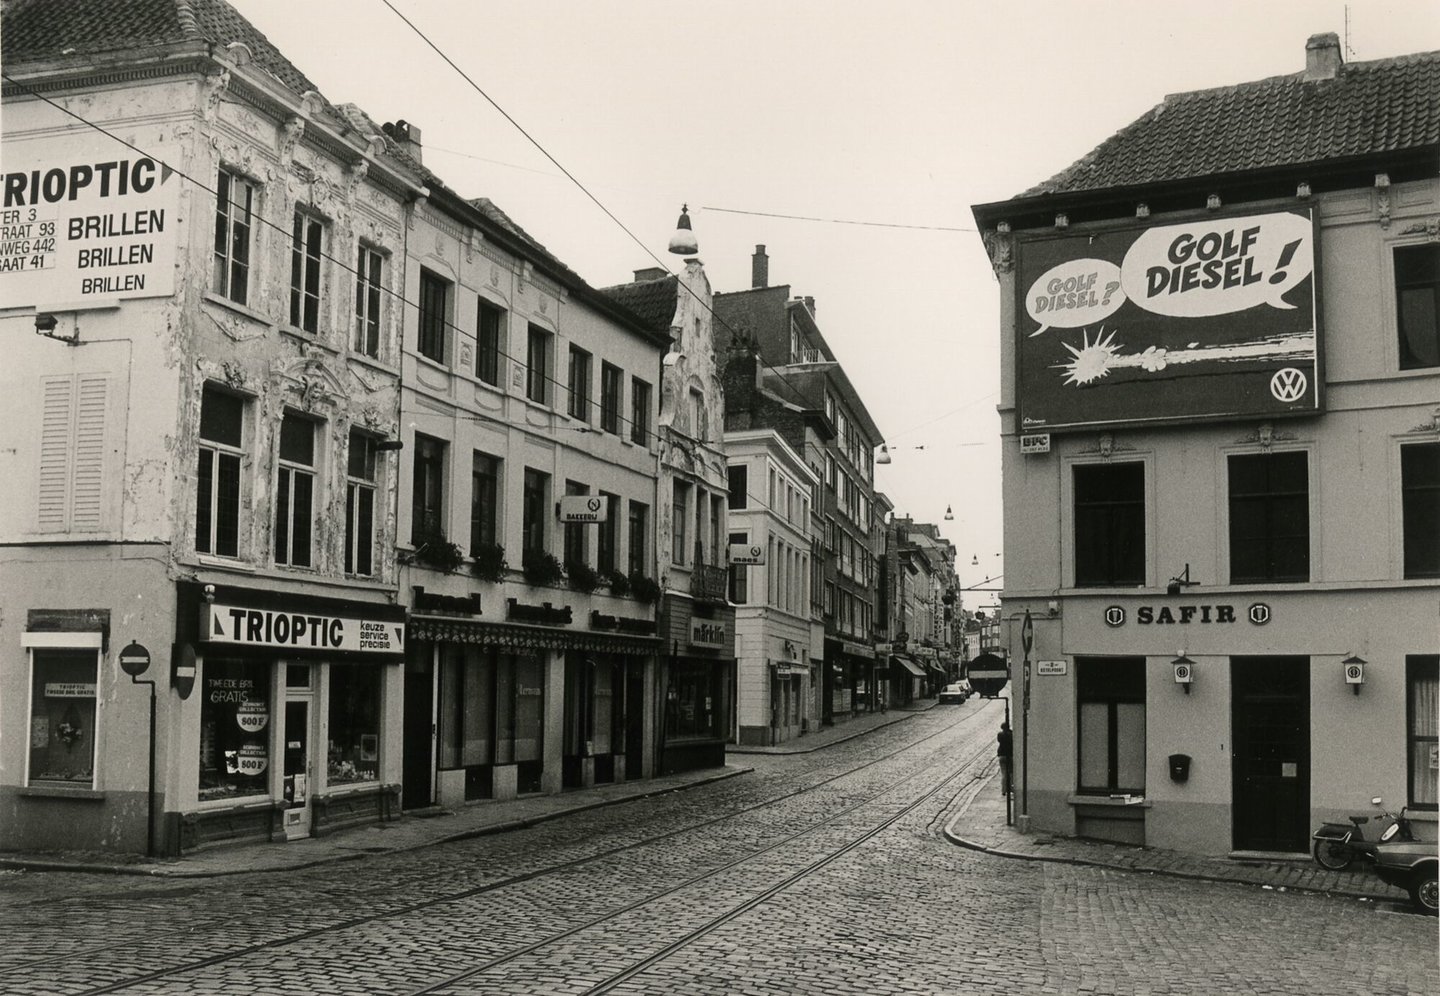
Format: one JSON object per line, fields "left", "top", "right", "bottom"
{"left": 409, "top": 616, "right": 660, "bottom": 656}
{"left": 890, "top": 655, "right": 927, "bottom": 678}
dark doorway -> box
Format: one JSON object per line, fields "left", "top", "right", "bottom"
{"left": 1232, "top": 656, "right": 1309, "bottom": 852}
{"left": 402, "top": 645, "right": 435, "bottom": 810}
{"left": 625, "top": 663, "right": 644, "bottom": 779}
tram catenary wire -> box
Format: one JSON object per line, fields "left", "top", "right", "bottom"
{"left": 63, "top": 702, "right": 1000, "bottom": 995}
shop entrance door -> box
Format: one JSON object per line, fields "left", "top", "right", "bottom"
{"left": 402, "top": 651, "right": 435, "bottom": 810}
{"left": 1232, "top": 656, "right": 1310, "bottom": 853}
{"left": 282, "top": 665, "right": 315, "bottom": 840}
{"left": 625, "top": 665, "right": 644, "bottom": 780}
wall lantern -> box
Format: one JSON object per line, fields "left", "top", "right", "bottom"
{"left": 1343, "top": 654, "right": 1366, "bottom": 695}
{"left": 1172, "top": 654, "right": 1195, "bottom": 694}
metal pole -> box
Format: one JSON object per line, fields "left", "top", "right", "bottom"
{"left": 1005, "top": 695, "right": 1013, "bottom": 827}
{"left": 130, "top": 674, "right": 156, "bottom": 857}
{"left": 1021, "top": 663, "right": 1029, "bottom": 820}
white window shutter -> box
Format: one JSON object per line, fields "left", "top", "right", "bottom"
{"left": 37, "top": 376, "right": 73, "bottom": 532}
{"left": 36, "top": 374, "right": 109, "bottom": 534}
{"left": 72, "top": 375, "right": 108, "bottom": 532}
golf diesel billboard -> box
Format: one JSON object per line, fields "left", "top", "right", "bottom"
{"left": 1014, "top": 206, "right": 1320, "bottom": 432}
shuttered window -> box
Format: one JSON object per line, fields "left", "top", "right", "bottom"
{"left": 37, "top": 375, "right": 108, "bottom": 534}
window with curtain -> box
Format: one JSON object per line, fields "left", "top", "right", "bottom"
{"left": 1077, "top": 656, "right": 1146, "bottom": 795}
{"left": 1409, "top": 655, "right": 1438, "bottom": 810}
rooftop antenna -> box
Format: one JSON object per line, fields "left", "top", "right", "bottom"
{"left": 1344, "top": 6, "right": 1356, "bottom": 60}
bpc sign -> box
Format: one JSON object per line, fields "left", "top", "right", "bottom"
{"left": 1, "top": 136, "right": 180, "bottom": 310}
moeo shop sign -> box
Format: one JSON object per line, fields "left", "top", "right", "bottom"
{"left": 1015, "top": 207, "right": 1319, "bottom": 432}
{"left": 1, "top": 137, "right": 180, "bottom": 309}
{"left": 203, "top": 603, "right": 404, "bottom": 654}
{"left": 1102, "top": 603, "right": 1272, "bottom": 626}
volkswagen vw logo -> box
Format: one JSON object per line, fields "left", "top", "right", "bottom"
{"left": 1248, "top": 602, "right": 1271, "bottom": 625}
{"left": 1270, "top": 367, "right": 1308, "bottom": 403}
{"left": 1104, "top": 605, "right": 1125, "bottom": 627}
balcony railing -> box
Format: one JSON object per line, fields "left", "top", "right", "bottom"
{"left": 791, "top": 347, "right": 825, "bottom": 364}
{"left": 690, "top": 564, "right": 729, "bottom": 603}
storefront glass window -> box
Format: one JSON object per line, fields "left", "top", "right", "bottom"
{"left": 439, "top": 646, "right": 495, "bottom": 769}
{"left": 1409, "top": 655, "right": 1439, "bottom": 810}
{"left": 667, "top": 659, "right": 720, "bottom": 740}
{"left": 328, "top": 666, "right": 381, "bottom": 785}
{"left": 28, "top": 649, "right": 99, "bottom": 786}
{"left": 199, "top": 658, "right": 272, "bottom": 802}
{"left": 514, "top": 654, "right": 544, "bottom": 763}
{"left": 592, "top": 662, "right": 614, "bottom": 755}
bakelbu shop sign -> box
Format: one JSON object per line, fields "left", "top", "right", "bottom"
{"left": 1013, "top": 206, "right": 1321, "bottom": 432}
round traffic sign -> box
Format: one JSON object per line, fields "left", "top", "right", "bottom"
{"left": 118, "top": 641, "right": 151, "bottom": 677}
{"left": 967, "top": 652, "right": 1010, "bottom": 698}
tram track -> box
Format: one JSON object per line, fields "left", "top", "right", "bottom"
{"left": 48, "top": 701, "right": 999, "bottom": 996}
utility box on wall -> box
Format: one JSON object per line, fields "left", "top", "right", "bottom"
{"left": 1168, "top": 753, "right": 1192, "bottom": 783}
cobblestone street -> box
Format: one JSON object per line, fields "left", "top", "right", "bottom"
{"left": 2, "top": 700, "right": 1434, "bottom": 995}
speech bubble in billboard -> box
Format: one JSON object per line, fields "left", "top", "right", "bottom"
{"left": 1024, "top": 258, "right": 1124, "bottom": 335}
{"left": 1120, "top": 212, "right": 1312, "bottom": 318}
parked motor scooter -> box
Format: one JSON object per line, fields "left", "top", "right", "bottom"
{"left": 1311, "top": 797, "right": 1408, "bottom": 870}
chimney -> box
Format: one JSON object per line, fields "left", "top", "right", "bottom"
{"left": 387, "top": 119, "right": 423, "bottom": 164}
{"left": 1304, "top": 32, "right": 1342, "bottom": 81}
{"left": 752, "top": 245, "right": 768, "bottom": 289}
{"left": 633, "top": 267, "right": 668, "bottom": 281}
{"left": 802, "top": 295, "right": 815, "bottom": 316}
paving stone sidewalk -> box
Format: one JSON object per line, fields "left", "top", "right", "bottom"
{"left": 944, "top": 766, "right": 1414, "bottom": 905}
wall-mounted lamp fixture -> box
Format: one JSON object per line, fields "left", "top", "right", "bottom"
{"left": 876, "top": 445, "right": 891, "bottom": 464}
{"left": 1206, "top": 193, "right": 1222, "bottom": 211}
{"left": 1166, "top": 563, "right": 1198, "bottom": 596}
{"left": 1343, "top": 654, "right": 1366, "bottom": 695}
{"left": 375, "top": 439, "right": 405, "bottom": 452}
{"left": 1172, "top": 654, "right": 1195, "bottom": 693}
{"left": 1047, "top": 599, "right": 1059, "bottom": 617}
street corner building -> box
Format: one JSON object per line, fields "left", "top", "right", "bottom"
{"left": 0, "top": 0, "right": 688, "bottom": 857}
{"left": 971, "top": 33, "right": 1439, "bottom": 856}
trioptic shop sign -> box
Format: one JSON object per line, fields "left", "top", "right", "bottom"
{"left": 1015, "top": 207, "right": 1319, "bottom": 431}
{"left": 204, "top": 603, "right": 404, "bottom": 656}
{"left": 1, "top": 137, "right": 180, "bottom": 309}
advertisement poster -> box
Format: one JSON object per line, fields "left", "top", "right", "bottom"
{"left": 1, "top": 135, "right": 180, "bottom": 310}
{"left": 1014, "top": 207, "right": 1320, "bottom": 432}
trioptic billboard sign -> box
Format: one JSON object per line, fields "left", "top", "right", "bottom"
{"left": 1, "top": 136, "right": 180, "bottom": 310}
{"left": 1015, "top": 207, "right": 1320, "bottom": 432}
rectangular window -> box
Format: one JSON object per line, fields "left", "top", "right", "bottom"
{"left": 523, "top": 468, "right": 549, "bottom": 556}
{"left": 197, "top": 384, "right": 244, "bottom": 558}
{"left": 564, "top": 480, "right": 589, "bottom": 568}
{"left": 328, "top": 665, "right": 381, "bottom": 785}
{"left": 1229, "top": 451, "right": 1309, "bottom": 583}
{"left": 568, "top": 345, "right": 592, "bottom": 421}
{"left": 476, "top": 299, "right": 503, "bottom": 386}
{"left": 1076, "top": 656, "right": 1146, "bottom": 795}
{"left": 1401, "top": 442, "right": 1440, "bottom": 578}
{"left": 470, "top": 451, "right": 499, "bottom": 554}
{"left": 418, "top": 268, "right": 449, "bottom": 363}
{"left": 275, "top": 412, "right": 316, "bottom": 568}
{"left": 1395, "top": 243, "right": 1440, "bottom": 370}
{"left": 710, "top": 495, "right": 723, "bottom": 568}
{"left": 1074, "top": 462, "right": 1146, "bottom": 586}
{"left": 600, "top": 362, "right": 622, "bottom": 434}
{"left": 526, "top": 325, "right": 552, "bottom": 404}
{"left": 411, "top": 434, "right": 446, "bottom": 544}
{"left": 27, "top": 648, "right": 100, "bottom": 786}
{"left": 823, "top": 581, "right": 834, "bottom": 616}
{"left": 825, "top": 455, "right": 836, "bottom": 492}
{"left": 666, "top": 659, "right": 721, "bottom": 740}
{"left": 289, "top": 211, "right": 324, "bottom": 333}
{"left": 673, "top": 481, "right": 690, "bottom": 566}
{"left": 439, "top": 646, "right": 495, "bottom": 771}
{"left": 598, "top": 492, "right": 619, "bottom": 575}
{"left": 728, "top": 530, "right": 748, "bottom": 604}
{"left": 1408, "top": 655, "right": 1439, "bottom": 810}
{"left": 690, "top": 388, "right": 707, "bottom": 441}
{"left": 354, "top": 245, "right": 383, "bottom": 357}
{"left": 345, "top": 430, "right": 377, "bottom": 576}
{"left": 199, "top": 658, "right": 271, "bottom": 801}
{"left": 630, "top": 377, "right": 651, "bottom": 445}
{"left": 213, "top": 168, "right": 253, "bottom": 304}
{"left": 628, "top": 501, "right": 648, "bottom": 577}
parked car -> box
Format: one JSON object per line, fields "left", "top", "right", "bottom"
{"left": 939, "top": 681, "right": 970, "bottom": 704}
{"left": 1370, "top": 831, "right": 1439, "bottom": 914}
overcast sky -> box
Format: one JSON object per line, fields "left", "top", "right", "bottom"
{"left": 231, "top": 0, "right": 1439, "bottom": 601}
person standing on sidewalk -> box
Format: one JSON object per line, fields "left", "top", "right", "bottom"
{"left": 996, "top": 721, "right": 1013, "bottom": 796}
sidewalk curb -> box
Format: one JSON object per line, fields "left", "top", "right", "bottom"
{"left": 0, "top": 766, "right": 753, "bottom": 880}
{"left": 942, "top": 771, "right": 1400, "bottom": 905}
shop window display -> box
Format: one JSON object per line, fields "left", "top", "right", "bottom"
{"left": 28, "top": 649, "right": 99, "bottom": 786}
{"left": 199, "top": 658, "right": 272, "bottom": 802}
{"left": 667, "top": 660, "right": 721, "bottom": 740}
{"left": 328, "top": 666, "right": 381, "bottom": 785}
